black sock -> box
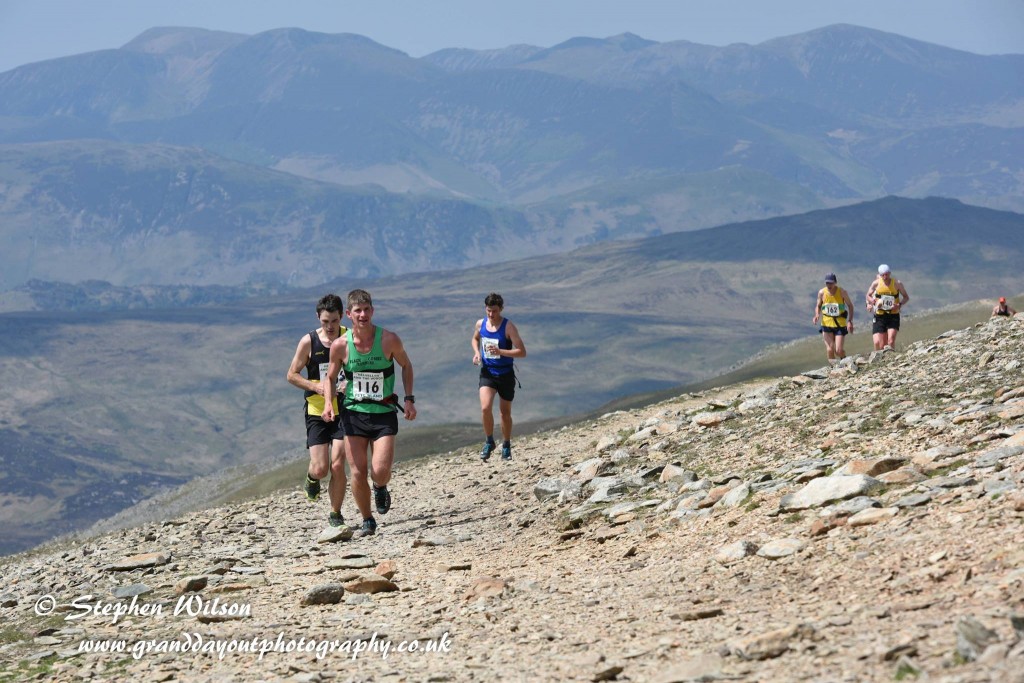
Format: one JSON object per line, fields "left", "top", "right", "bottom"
{"left": 502, "top": 440, "right": 510, "bottom": 448}
{"left": 486, "top": 435, "right": 495, "bottom": 445}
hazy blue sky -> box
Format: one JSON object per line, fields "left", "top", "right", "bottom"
{"left": 1, "top": 0, "right": 1022, "bottom": 73}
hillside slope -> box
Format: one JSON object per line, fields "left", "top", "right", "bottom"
{"left": 1, "top": 196, "right": 1022, "bottom": 556}
{"left": 0, "top": 315, "right": 1021, "bottom": 681}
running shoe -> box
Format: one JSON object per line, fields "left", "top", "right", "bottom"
{"left": 328, "top": 511, "right": 345, "bottom": 528}
{"left": 304, "top": 475, "right": 321, "bottom": 501}
{"left": 481, "top": 441, "right": 496, "bottom": 461}
{"left": 501, "top": 444, "right": 512, "bottom": 461}
{"left": 358, "top": 517, "right": 377, "bottom": 537}
{"left": 372, "top": 484, "right": 391, "bottom": 515}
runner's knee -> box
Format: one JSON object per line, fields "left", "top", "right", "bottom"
{"left": 330, "top": 456, "right": 346, "bottom": 478}
{"left": 371, "top": 461, "right": 392, "bottom": 484}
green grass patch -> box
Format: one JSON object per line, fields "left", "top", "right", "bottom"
{"left": 0, "top": 627, "right": 27, "bottom": 645}
{"left": 927, "top": 459, "right": 970, "bottom": 478}
{"left": 894, "top": 661, "right": 921, "bottom": 680}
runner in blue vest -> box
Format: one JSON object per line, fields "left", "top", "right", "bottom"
{"left": 472, "top": 293, "right": 527, "bottom": 462}
{"left": 321, "top": 289, "right": 416, "bottom": 538}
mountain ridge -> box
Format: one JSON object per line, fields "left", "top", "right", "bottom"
{"left": 1, "top": 23, "right": 1020, "bottom": 235}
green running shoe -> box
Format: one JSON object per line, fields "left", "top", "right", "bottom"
{"left": 304, "top": 475, "right": 321, "bottom": 501}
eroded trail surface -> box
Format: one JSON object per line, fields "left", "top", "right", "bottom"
{"left": 2, "top": 316, "right": 1023, "bottom": 682}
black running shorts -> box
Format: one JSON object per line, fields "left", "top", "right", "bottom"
{"left": 305, "top": 407, "right": 345, "bottom": 448}
{"left": 342, "top": 410, "right": 398, "bottom": 440}
{"left": 872, "top": 314, "right": 900, "bottom": 334}
{"left": 479, "top": 367, "right": 516, "bottom": 402}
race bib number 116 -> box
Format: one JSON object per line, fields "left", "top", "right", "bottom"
{"left": 351, "top": 372, "right": 384, "bottom": 401}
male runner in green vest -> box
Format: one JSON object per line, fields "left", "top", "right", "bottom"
{"left": 322, "top": 289, "right": 416, "bottom": 537}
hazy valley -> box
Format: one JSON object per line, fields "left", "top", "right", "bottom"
{"left": 1, "top": 196, "right": 1023, "bottom": 554}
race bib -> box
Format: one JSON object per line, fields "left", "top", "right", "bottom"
{"left": 351, "top": 371, "right": 384, "bottom": 401}
{"left": 318, "top": 362, "right": 330, "bottom": 380}
{"left": 822, "top": 303, "right": 842, "bottom": 317}
{"left": 878, "top": 295, "right": 896, "bottom": 311}
{"left": 482, "top": 338, "right": 500, "bottom": 360}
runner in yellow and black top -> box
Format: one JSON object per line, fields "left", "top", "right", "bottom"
{"left": 322, "top": 289, "right": 416, "bottom": 538}
{"left": 866, "top": 264, "right": 910, "bottom": 351}
{"left": 285, "top": 293, "right": 350, "bottom": 531}
{"left": 812, "top": 273, "right": 854, "bottom": 364}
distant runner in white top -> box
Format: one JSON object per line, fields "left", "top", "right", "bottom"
{"left": 865, "top": 264, "right": 910, "bottom": 351}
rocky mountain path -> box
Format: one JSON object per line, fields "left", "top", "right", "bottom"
{"left": 2, "top": 316, "right": 1023, "bottom": 682}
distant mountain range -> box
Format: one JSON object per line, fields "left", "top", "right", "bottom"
{"left": 1, "top": 196, "right": 1022, "bottom": 555}
{"left": 0, "top": 24, "right": 1021, "bottom": 290}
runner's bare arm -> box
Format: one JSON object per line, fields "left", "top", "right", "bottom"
{"left": 813, "top": 290, "right": 823, "bottom": 324}
{"left": 842, "top": 288, "right": 855, "bottom": 330}
{"left": 471, "top": 319, "right": 483, "bottom": 365}
{"left": 321, "top": 339, "right": 345, "bottom": 422}
{"left": 286, "top": 336, "right": 321, "bottom": 394}
{"left": 865, "top": 279, "right": 879, "bottom": 310}
{"left": 386, "top": 331, "right": 417, "bottom": 420}
{"left": 501, "top": 322, "right": 527, "bottom": 358}
{"left": 897, "top": 280, "right": 910, "bottom": 306}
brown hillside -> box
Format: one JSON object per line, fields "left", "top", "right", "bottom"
{"left": 1, "top": 315, "right": 1022, "bottom": 681}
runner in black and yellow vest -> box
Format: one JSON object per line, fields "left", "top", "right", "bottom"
{"left": 285, "top": 293, "right": 350, "bottom": 531}
{"left": 322, "top": 289, "right": 416, "bottom": 538}
{"left": 812, "top": 272, "right": 854, "bottom": 364}
{"left": 866, "top": 264, "right": 910, "bottom": 351}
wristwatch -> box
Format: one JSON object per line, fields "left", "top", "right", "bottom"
{"left": 404, "top": 395, "right": 415, "bottom": 403}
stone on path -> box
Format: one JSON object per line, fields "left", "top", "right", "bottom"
{"left": 692, "top": 411, "right": 737, "bottom": 427}
{"left": 105, "top": 551, "right": 171, "bottom": 571}
{"left": 729, "top": 623, "right": 816, "bottom": 660}
{"left": 111, "top": 584, "right": 152, "bottom": 599}
{"left": 344, "top": 575, "right": 399, "bottom": 595}
{"left": 300, "top": 583, "right": 346, "bottom": 606}
{"left": 835, "top": 456, "right": 907, "bottom": 477}
{"left": 955, "top": 616, "right": 999, "bottom": 661}
{"left": 756, "top": 538, "right": 806, "bottom": 560}
{"left": 327, "top": 555, "right": 376, "bottom": 570}
{"left": 174, "top": 575, "right": 208, "bottom": 594}
{"left": 780, "top": 475, "right": 883, "bottom": 511}
{"left": 463, "top": 577, "right": 506, "bottom": 601}
{"left": 847, "top": 507, "right": 899, "bottom": 527}
{"left": 317, "top": 525, "right": 354, "bottom": 543}
{"left": 374, "top": 560, "right": 398, "bottom": 579}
